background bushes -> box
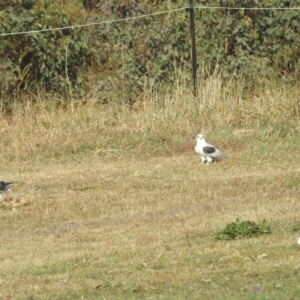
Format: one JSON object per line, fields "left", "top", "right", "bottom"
{"left": 1, "top": 0, "right": 300, "bottom": 105}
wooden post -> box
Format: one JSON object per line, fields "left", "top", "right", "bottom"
{"left": 189, "top": 0, "right": 197, "bottom": 97}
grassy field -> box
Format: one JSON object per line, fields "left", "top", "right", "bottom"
{"left": 1, "top": 79, "right": 300, "bottom": 299}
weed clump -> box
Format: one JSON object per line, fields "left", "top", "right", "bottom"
{"left": 216, "top": 218, "right": 272, "bottom": 241}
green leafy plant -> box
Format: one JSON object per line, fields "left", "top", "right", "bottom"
{"left": 215, "top": 218, "right": 272, "bottom": 241}
{"left": 0, "top": 1, "right": 92, "bottom": 103}
{"left": 2, "top": 0, "right": 300, "bottom": 105}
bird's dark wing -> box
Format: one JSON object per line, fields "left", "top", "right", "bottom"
{"left": 203, "top": 146, "right": 226, "bottom": 160}
{"left": 203, "top": 146, "right": 216, "bottom": 154}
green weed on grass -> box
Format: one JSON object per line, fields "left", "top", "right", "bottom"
{"left": 216, "top": 218, "right": 272, "bottom": 241}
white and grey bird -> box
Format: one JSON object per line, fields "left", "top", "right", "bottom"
{"left": 0, "top": 180, "right": 17, "bottom": 198}
{"left": 195, "top": 134, "right": 226, "bottom": 164}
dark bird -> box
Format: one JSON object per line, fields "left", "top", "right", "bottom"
{"left": 0, "top": 181, "right": 17, "bottom": 198}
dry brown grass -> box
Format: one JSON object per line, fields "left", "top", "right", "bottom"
{"left": 1, "top": 76, "right": 299, "bottom": 163}
{"left": 1, "top": 78, "right": 300, "bottom": 299}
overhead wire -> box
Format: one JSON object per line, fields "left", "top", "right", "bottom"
{"left": 0, "top": 5, "right": 300, "bottom": 37}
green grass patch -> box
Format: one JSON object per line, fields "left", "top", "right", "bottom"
{"left": 216, "top": 219, "right": 272, "bottom": 241}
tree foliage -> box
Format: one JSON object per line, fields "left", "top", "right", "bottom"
{"left": 197, "top": 0, "right": 300, "bottom": 83}
{"left": 1, "top": 0, "right": 300, "bottom": 104}
{"left": 0, "top": 0, "right": 91, "bottom": 101}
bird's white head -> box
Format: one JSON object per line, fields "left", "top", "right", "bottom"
{"left": 196, "top": 134, "right": 204, "bottom": 140}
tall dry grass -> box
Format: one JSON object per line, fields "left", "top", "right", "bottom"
{"left": 0, "top": 73, "right": 299, "bottom": 163}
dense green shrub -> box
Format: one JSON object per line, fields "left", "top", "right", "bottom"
{"left": 196, "top": 0, "right": 300, "bottom": 84}
{"left": 83, "top": 0, "right": 189, "bottom": 104}
{"left": 1, "top": 0, "right": 300, "bottom": 105}
{"left": 0, "top": 1, "right": 91, "bottom": 103}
